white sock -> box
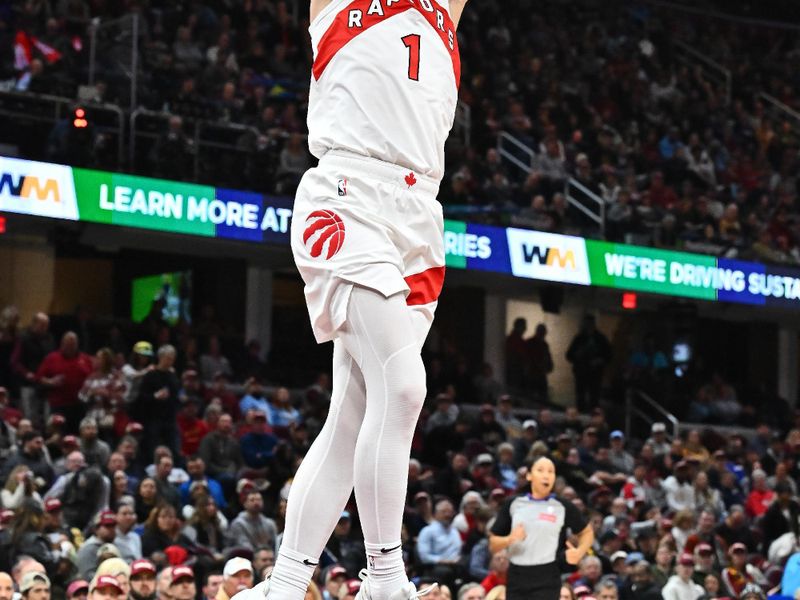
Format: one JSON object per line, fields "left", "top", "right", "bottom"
{"left": 265, "top": 547, "right": 318, "bottom": 600}
{"left": 364, "top": 542, "right": 408, "bottom": 597}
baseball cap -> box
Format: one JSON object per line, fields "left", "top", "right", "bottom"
{"left": 729, "top": 542, "right": 747, "bottom": 554}
{"left": 126, "top": 422, "right": 144, "bottom": 434}
{"left": 475, "top": 453, "right": 494, "bottom": 465}
{"left": 498, "top": 395, "right": 512, "bottom": 403}
{"left": 44, "top": 498, "right": 62, "bottom": 513}
{"left": 89, "top": 575, "right": 123, "bottom": 594}
{"left": 625, "top": 552, "right": 645, "bottom": 565}
{"left": 49, "top": 414, "right": 66, "bottom": 426}
{"left": 479, "top": 403, "right": 495, "bottom": 414}
{"left": 340, "top": 510, "right": 351, "bottom": 521}
{"left": 610, "top": 551, "right": 628, "bottom": 563}
{"left": 696, "top": 543, "right": 713, "bottom": 555}
{"left": 573, "top": 584, "right": 592, "bottom": 597}
{"left": 20, "top": 572, "right": 50, "bottom": 593}
{"left": 610, "top": 430, "right": 624, "bottom": 440}
{"left": 325, "top": 566, "right": 348, "bottom": 584}
{"left": 490, "top": 488, "right": 506, "bottom": 498}
{"left": 236, "top": 478, "right": 256, "bottom": 495}
{"left": 130, "top": 559, "right": 157, "bottom": 577}
{"left": 414, "top": 491, "right": 430, "bottom": 502}
{"left": 62, "top": 435, "right": 79, "bottom": 447}
{"left": 170, "top": 566, "right": 194, "bottom": 585}
{"left": 651, "top": 422, "right": 666, "bottom": 433}
{"left": 97, "top": 510, "right": 116, "bottom": 527}
{"left": 0, "top": 509, "right": 14, "bottom": 524}
{"left": 343, "top": 580, "right": 361, "bottom": 595}
{"left": 66, "top": 580, "right": 89, "bottom": 597}
{"left": 522, "top": 419, "right": 538, "bottom": 430}
{"left": 96, "top": 543, "right": 121, "bottom": 558}
{"left": 223, "top": 557, "right": 253, "bottom": 578}
{"left": 678, "top": 553, "right": 695, "bottom": 567}
{"left": 133, "top": 341, "right": 154, "bottom": 356}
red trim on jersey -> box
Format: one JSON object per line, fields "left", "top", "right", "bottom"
{"left": 405, "top": 266, "right": 445, "bottom": 305}
{"left": 313, "top": 0, "right": 460, "bottom": 87}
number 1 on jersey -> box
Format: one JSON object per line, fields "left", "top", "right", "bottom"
{"left": 402, "top": 34, "right": 421, "bottom": 81}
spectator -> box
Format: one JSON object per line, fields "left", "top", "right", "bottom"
{"left": 134, "top": 345, "right": 181, "bottom": 461}
{"left": 720, "top": 543, "right": 756, "bottom": 597}
{"left": 78, "top": 348, "right": 126, "bottom": 437}
{"left": 662, "top": 463, "right": 695, "bottom": 514}
{"left": 744, "top": 469, "right": 774, "bottom": 519}
{"left": 227, "top": 490, "right": 277, "bottom": 550}
{"left": 622, "top": 560, "right": 662, "bottom": 600}
{"left": 179, "top": 456, "right": 226, "bottom": 511}
{"left": 566, "top": 315, "right": 612, "bottom": 412}
{"left": 152, "top": 454, "right": 181, "bottom": 510}
{"left": 201, "top": 573, "right": 224, "bottom": 600}
{"left": 168, "top": 567, "right": 197, "bottom": 600}
{"left": 75, "top": 510, "right": 118, "bottom": 579}
{"left": 608, "top": 431, "right": 635, "bottom": 475}
{"left": 44, "top": 450, "right": 108, "bottom": 531}
{"left": 417, "top": 499, "right": 462, "bottom": 582}
{"left": 129, "top": 560, "right": 157, "bottom": 600}
{"left": 216, "top": 558, "right": 253, "bottom": 600}
{"left": 121, "top": 342, "right": 154, "bottom": 406}
{"left": 0, "top": 431, "right": 54, "bottom": 490}
{"left": 78, "top": 417, "right": 111, "bottom": 468}
{"left": 183, "top": 494, "right": 227, "bottom": 557}
{"left": 36, "top": 332, "right": 92, "bottom": 431}
{"left": 95, "top": 558, "right": 132, "bottom": 599}
{"left": 10, "top": 312, "right": 54, "bottom": 424}
{"left": 65, "top": 580, "right": 89, "bottom": 600}
{"left": 8, "top": 503, "right": 54, "bottom": 575}
{"left": 133, "top": 479, "right": 161, "bottom": 525}
{"left": 2, "top": 466, "right": 43, "bottom": 510}
{"left": 240, "top": 411, "right": 278, "bottom": 469}
{"left": 198, "top": 414, "right": 242, "bottom": 492}
{"left": 661, "top": 554, "right": 704, "bottom": 600}
{"left": 238, "top": 379, "right": 270, "bottom": 416}
{"left": 525, "top": 324, "right": 553, "bottom": 401}
{"left": 200, "top": 336, "right": 232, "bottom": 382}
{"left": 140, "top": 503, "right": 190, "bottom": 559}
{"left": 19, "top": 572, "right": 50, "bottom": 600}
{"left": 324, "top": 511, "right": 365, "bottom": 579}
{"left": 113, "top": 500, "right": 141, "bottom": 563}
{"left": 504, "top": 319, "right": 527, "bottom": 390}
{"left": 266, "top": 387, "right": 301, "bottom": 430}
{"left": 761, "top": 481, "right": 800, "bottom": 552}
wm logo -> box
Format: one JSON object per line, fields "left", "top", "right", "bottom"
{"left": 522, "top": 245, "right": 576, "bottom": 269}
{"left": 0, "top": 173, "right": 60, "bottom": 202}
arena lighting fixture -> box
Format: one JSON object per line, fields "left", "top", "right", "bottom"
{"left": 622, "top": 292, "right": 638, "bottom": 310}
{"left": 73, "top": 107, "right": 88, "bottom": 128}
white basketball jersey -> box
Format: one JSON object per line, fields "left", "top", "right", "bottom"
{"left": 307, "top": 0, "right": 461, "bottom": 182}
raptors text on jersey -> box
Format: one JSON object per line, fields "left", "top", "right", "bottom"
{"left": 307, "top": 0, "right": 461, "bottom": 182}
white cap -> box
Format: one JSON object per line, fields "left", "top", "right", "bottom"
{"left": 522, "top": 419, "right": 538, "bottom": 429}
{"left": 611, "top": 551, "right": 628, "bottom": 563}
{"left": 651, "top": 422, "right": 666, "bottom": 433}
{"left": 223, "top": 557, "right": 253, "bottom": 578}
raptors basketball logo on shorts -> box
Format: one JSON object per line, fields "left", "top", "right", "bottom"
{"left": 303, "top": 209, "right": 346, "bottom": 260}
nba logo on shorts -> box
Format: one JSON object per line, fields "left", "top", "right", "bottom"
{"left": 338, "top": 179, "right": 348, "bottom": 196}
{"left": 303, "top": 210, "right": 346, "bottom": 260}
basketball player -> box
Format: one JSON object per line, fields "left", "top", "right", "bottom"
{"left": 234, "top": 1, "right": 468, "bottom": 600}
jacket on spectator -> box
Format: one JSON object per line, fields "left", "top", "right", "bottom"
{"left": 198, "top": 431, "right": 242, "bottom": 478}
{"left": 661, "top": 575, "right": 705, "bottom": 600}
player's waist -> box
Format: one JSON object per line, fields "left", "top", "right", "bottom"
{"left": 319, "top": 150, "right": 440, "bottom": 197}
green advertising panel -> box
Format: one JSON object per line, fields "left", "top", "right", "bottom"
{"left": 586, "top": 240, "right": 718, "bottom": 301}
{"left": 443, "top": 219, "right": 468, "bottom": 269}
{"left": 73, "top": 168, "right": 217, "bottom": 236}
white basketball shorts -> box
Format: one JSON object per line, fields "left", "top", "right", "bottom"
{"left": 290, "top": 150, "right": 445, "bottom": 344}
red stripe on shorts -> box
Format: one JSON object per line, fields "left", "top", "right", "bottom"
{"left": 405, "top": 266, "right": 445, "bottom": 305}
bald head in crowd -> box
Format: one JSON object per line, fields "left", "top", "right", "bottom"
{"left": 0, "top": 573, "right": 13, "bottom": 600}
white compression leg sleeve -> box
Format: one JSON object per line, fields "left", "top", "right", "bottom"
{"left": 338, "top": 286, "right": 428, "bottom": 599}
{"left": 266, "top": 339, "right": 366, "bottom": 600}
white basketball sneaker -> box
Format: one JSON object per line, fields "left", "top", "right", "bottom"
{"left": 354, "top": 570, "right": 438, "bottom": 600}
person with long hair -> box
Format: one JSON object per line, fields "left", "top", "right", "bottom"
{"left": 79, "top": 348, "right": 127, "bottom": 439}
{"left": 141, "top": 503, "right": 191, "bottom": 558}
{"left": 489, "top": 457, "right": 594, "bottom": 600}
{"left": 183, "top": 495, "right": 226, "bottom": 561}
{"left": 134, "top": 478, "right": 161, "bottom": 524}
{"left": 10, "top": 500, "right": 55, "bottom": 572}
{"left": 2, "top": 465, "right": 43, "bottom": 510}
{"left": 559, "top": 583, "right": 575, "bottom": 600}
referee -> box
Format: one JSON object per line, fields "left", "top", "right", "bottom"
{"left": 489, "top": 456, "right": 594, "bottom": 599}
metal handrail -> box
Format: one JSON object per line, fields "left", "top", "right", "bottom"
{"left": 497, "top": 131, "right": 535, "bottom": 174}
{"left": 565, "top": 177, "right": 606, "bottom": 235}
{"left": 0, "top": 90, "right": 125, "bottom": 165}
{"left": 759, "top": 92, "right": 800, "bottom": 128}
{"left": 625, "top": 387, "right": 680, "bottom": 439}
{"left": 672, "top": 39, "right": 732, "bottom": 105}
{"left": 456, "top": 100, "right": 472, "bottom": 148}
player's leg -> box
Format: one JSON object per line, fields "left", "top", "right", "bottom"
{"left": 266, "top": 338, "right": 366, "bottom": 600}
{"left": 337, "top": 286, "right": 429, "bottom": 599}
